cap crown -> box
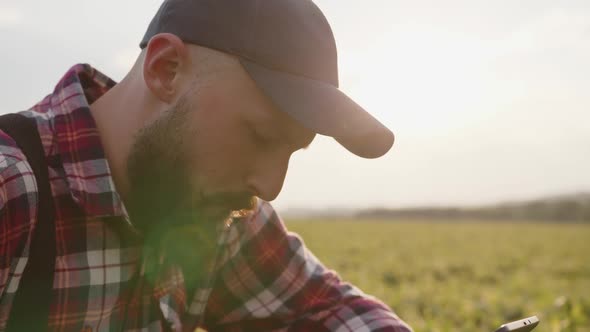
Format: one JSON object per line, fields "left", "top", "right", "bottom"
{"left": 141, "top": 0, "right": 339, "bottom": 86}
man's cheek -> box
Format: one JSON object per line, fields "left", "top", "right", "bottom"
{"left": 196, "top": 151, "right": 248, "bottom": 183}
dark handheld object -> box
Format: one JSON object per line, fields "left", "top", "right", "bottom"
{"left": 494, "top": 316, "right": 539, "bottom": 332}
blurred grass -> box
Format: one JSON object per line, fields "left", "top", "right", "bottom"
{"left": 285, "top": 220, "right": 590, "bottom": 332}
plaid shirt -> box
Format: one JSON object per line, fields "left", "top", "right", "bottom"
{"left": 0, "top": 64, "right": 411, "bottom": 332}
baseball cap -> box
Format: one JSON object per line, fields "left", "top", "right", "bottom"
{"left": 140, "top": 0, "right": 394, "bottom": 158}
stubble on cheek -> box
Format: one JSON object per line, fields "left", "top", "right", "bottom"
{"left": 125, "top": 96, "right": 198, "bottom": 238}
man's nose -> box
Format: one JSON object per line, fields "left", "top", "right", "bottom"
{"left": 247, "top": 151, "right": 290, "bottom": 202}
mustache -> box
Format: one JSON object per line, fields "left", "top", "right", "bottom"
{"left": 198, "top": 191, "right": 256, "bottom": 212}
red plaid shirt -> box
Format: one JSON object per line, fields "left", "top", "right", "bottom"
{"left": 0, "top": 64, "right": 411, "bottom": 332}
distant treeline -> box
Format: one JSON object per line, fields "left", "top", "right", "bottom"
{"left": 357, "top": 194, "right": 590, "bottom": 222}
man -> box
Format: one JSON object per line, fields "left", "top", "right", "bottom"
{"left": 0, "top": 0, "right": 411, "bottom": 331}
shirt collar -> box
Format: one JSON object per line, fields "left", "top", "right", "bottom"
{"left": 49, "top": 64, "right": 126, "bottom": 218}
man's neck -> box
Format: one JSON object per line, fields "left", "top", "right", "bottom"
{"left": 89, "top": 75, "right": 142, "bottom": 201}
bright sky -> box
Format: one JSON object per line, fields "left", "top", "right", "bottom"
{"left": 1, "top": 1, "right": 589, "bottom": 211}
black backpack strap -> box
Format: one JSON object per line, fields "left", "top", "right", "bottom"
{"left": 0, "top": 114, "right": 56, "bottom": 331}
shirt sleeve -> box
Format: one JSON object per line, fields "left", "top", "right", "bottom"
{"left": 202, "top": 200, "right": 412, "bottom": 332}
{"left": 0, "top": 131, "right": 37, "bottom": 302}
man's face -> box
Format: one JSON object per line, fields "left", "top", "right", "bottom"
{"left": 125, "top": 60, "right": 315, "bottom": 246}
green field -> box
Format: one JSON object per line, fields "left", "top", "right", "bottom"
{"left": 286, "top": 220, "right": 590, "bottom": 332}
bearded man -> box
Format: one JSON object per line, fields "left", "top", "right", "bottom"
{"left": 0, "top": 0, "right": 411, "bottom": 331}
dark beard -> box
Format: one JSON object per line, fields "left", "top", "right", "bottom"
{"left": 126, "top": 97, "right": 197, "bottom": 242}
{"left": 124, "top": 96, "right": 252, "bottom": 288}
{"left": 125, "top": 97, "right": 216, "bottom": 288}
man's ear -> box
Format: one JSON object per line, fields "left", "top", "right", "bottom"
{"left": 143, "top": 33, "right": 190, "bottom": 103}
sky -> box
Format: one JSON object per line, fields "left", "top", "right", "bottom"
{"left": 1, "top": 0, "right": 589, "bottom": 211}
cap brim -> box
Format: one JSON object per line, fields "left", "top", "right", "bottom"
{"left": 239, "top": 59, "right": 394, "bottom": 159}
